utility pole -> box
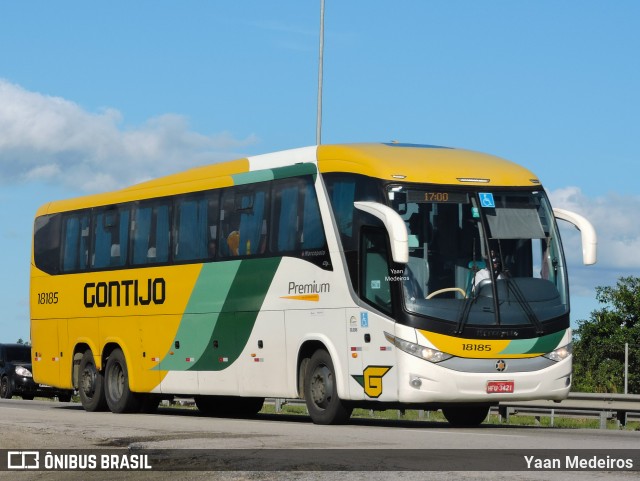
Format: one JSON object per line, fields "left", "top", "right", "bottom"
{"left": 316, "top": 0, "right": 325, "bottom": 145}
{"left": 624, "top": 342, "right": 629, "bottom": 394}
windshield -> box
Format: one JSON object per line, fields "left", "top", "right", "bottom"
{"left": 388, "top": 186, "right": 569, "bottom": 329}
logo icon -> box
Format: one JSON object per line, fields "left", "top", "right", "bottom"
{"left": 352, "top": 365, "right": 392, "bottom": 398}
{"left": 495, "top": 359, "right": 507, "bottom": 372}
{"left": 8, "top": 451, "right": 40, "bottom": 470}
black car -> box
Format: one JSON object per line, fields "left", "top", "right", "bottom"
{"left": 0, "top": 343, "right": 74, "bottom": 402}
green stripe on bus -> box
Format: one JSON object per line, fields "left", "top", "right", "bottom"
{"left": 156, "top": 261, "right": 241, "bottom": 371}
{"left": 499, "top": 330, "right": 566, "bottom": 355}
{"left": 232, "top": 163, "right": 317, "bottom": 186}
{"left": 156, "top": 257, "right": 282, "bottom": 372}
{"left": 271, "top": 163, "right": 318, "bottom": 180}
{"left": 524, "top": 330, "right": 566, "bottom": 354}
{"left": 232, "top": 170, "right": 274, "bottom": 186}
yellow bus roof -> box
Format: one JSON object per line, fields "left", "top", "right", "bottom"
{"left": 36, "top": 143, "right": 539, "bottom": 216}
{"left": 316, "top": 143, "right": 539, "bottom": 186}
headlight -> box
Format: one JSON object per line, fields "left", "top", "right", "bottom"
{"left": 384, "top": 332, "right": 452, "bottom": 363}
{"left": 15, "top": 366, "right": 33, "bottom": 378}
{"left": 543, "top": 342, "right": 572, "bottom": 362}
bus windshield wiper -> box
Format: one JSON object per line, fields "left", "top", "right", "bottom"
{"left": 454, "top": 280, "right": 488, "bottom": 334}
{"left": 504, "top": 278, "right": 544, "bottom": 334}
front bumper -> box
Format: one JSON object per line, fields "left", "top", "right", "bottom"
{"left": 397, "top": 352, "right": 572, "bottom": 403}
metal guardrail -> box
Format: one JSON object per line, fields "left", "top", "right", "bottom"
{"left": 496, "top": 392, "right": 640, "bottom": 429}
{"left": 267, "top": 392, "right": 640, "bottom": 429}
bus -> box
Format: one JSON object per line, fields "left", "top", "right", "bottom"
{"left": 30, "top": 143, "right": 596, "bottom": 426}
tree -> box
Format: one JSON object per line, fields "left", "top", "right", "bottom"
{"left": 572, "top": 276, "right": 640, "bottom": 393}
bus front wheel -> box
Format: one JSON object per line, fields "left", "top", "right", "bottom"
{"left": 442, "top": 405, "right": 490, "bottom": 427}
{"left": 104, "top": 348, "right": 140, "bottom": 413}
{"left": 78, "top": 350, "right": 108, "bottom": 412}
{"left": 303, "top": 350, "right": 352, "bottom": 425}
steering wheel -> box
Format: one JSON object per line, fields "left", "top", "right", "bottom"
{"left": 426, "top": 287, "right": 467, "bottom": 299}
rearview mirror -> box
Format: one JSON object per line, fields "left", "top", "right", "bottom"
{"left": 354, "top": 201, "right": 408, "bottom": 264}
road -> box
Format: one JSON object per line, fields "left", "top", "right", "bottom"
{"left": 0, "top": 398, "right": 638, "bottom": 481}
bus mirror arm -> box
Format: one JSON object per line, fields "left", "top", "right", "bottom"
{"left": 354, "top": 201, "right": 409, "bottom": 264}
{"left": 553, "top": 208, "right": 597, "bottom": 265}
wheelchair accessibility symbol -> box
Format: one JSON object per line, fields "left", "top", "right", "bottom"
{"left": 479, "top": 193, "right": 495, "bottom": 208}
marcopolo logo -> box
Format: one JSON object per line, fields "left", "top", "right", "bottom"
{"left": 84, "top": 278, "right": 166, "bottom": 308}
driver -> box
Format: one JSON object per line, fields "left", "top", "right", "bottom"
{"left": 472, "top": 250, "right": 505, "bottom": 290}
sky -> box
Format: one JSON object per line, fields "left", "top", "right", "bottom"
{"left": 1, "top": 1, "right": 639, "bottom": 343}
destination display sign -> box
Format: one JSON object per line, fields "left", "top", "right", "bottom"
{"left": 407, "top": 191, "right": 469, "bottom": 203}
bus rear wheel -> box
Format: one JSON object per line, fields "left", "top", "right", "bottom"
{"left": 442, "top": 405, "right": 490, "bottom": 427}
{"left": 78, "top": 350, "right": 107, "bottom": 412}
{"left": 104, "top": 348, "right": 141, "bottom": 413}
{"left": 303, "top": 349, "right": 352, "bottom": 425}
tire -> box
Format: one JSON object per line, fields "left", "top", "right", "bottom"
{"left": 138, "top": 394, "right": 161, "bottom": 414}
{"left": 303, "top": 350, "right": 352, "bottom": 425}
{"left": 232, "top": 397, "right": 264, "bottom": 417}
{"left": 57, "top": 392, "right": 73, "bottom": 403}
{"left": 195, "top": 395, "right": 264, "bottom": 418}
{"left": 104, "top": 348, "right": 141, "bottom": 413}
{"left": 78, "top": 350, "right": 108, "bottom": 412}
{"left": 194, "top": 395, "right": 217, "bottom": 415}
{"left": 1, "top": 377, "right": 14, "bottom": 399}
{"left": 442, "top": 405, "right": 490, "bottom": 427}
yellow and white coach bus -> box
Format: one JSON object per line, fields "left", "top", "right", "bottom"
{"left": 30, "top": 143, "right": 596, "bottom": 425}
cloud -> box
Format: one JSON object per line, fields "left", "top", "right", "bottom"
{"left": 549, "top": 186, "right": 640, "bottom": 297}
{"left": 0, "top": 79, "right": 258, "bottom": 192}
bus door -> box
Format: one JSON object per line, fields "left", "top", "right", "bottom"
{"left": 346, "top": 227, "right": 397, "bottom": 401}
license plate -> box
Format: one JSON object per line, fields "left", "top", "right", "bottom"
{"left": 486, "top": 380, "right": 514, "bottom": 394}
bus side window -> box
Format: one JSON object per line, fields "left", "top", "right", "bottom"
{"left": 33, "top": 213, "right": 62, "bottom": 275}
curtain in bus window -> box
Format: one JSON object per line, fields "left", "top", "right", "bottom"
{"left": 176, "top": 198, "right": 208, "bottom": 261}
{"left": 62, "top": 215, "right": 89, "bottom": 272}
{"left": 62, "top": 217, "right": 80, "bottom": 272}
{"left": 78, "top": 215, "right": 90, "bottom": 269}
{"left": 485, "top": 207, "right": 545, "bottom": 239}
{"left": 155, "top": 205, "right": 170, "bottom": 262}
{"left": 114, "top": 210, "right": 129, "bottom": 267}
{"left": 331, "top": 181, "right": 355, "bottom": 237}
{"left": 277, "top": 186, "right": 298, "bottom": 251}
{"left": 93, "top": 213, "right": 111, "bottom": 268}
{"left": 302, "top": 182, "right": 325, "bottom": 249}
{"left": 238, "top": 191, "right": 266, "bottom": 256}
{"left": 133, "top": 207, "right": 152, "bottom": 264}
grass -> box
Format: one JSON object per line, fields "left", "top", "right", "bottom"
{"left": 259, "top": 402, "right": 640, "bottom": 430}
